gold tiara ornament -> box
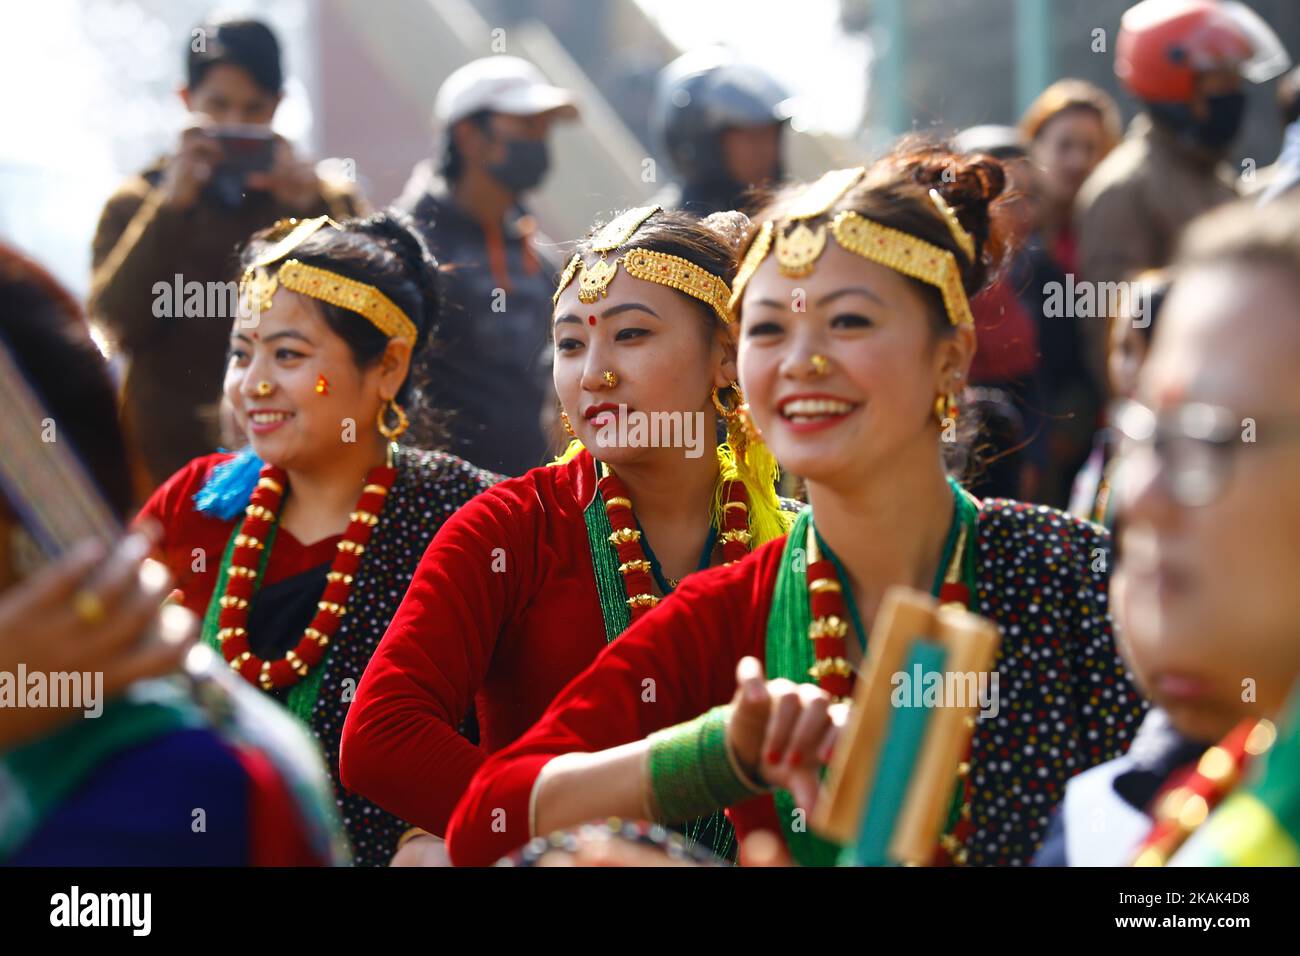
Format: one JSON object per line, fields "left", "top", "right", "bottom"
{"left": 238, "top": 215, "right": 419, "bottom": 345}
{"left": 729, "top": 168, "right": 978, "bottom": 327}
{"left": 553, "top": 205, "right": 734, "bottom": 325}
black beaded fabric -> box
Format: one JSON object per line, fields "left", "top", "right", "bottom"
{"left": 299, "top": 446, "right": 500, "bottom": 866}
{"left": 965, "top": 498, "right": 1147, "bottom": 865}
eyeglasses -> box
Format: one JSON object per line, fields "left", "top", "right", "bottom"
{"left": 1110, "top": 399, "right": 1300, "bottom": 508}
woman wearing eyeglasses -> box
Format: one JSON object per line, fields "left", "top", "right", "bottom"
{"left": 1036, "top": 197, "right": 1300, "bottom": 866}
{"left": 135, "top": 212, "right": 501, "bottom": 865}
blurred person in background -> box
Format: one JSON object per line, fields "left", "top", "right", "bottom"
{"left": 0, "top": 243, "right": 345, "bottom": 865}
{"left": 651, "top": 49, "right": 790, "bottom": 216}
{"left": 1068, "top": 271, "right": 1170, "bottom": 528}
{"left": 1037, "top": 197, "right": 1300, "bottom": 866}
{"left": 394, "top": 56, "right": 576, "bottom": 476}
{"left": 90, "top": 16, "right": 363, "bottom": 496}
{"left": 1074, "top": 0, "right": 1289, "bottom": 386}
{"left": 1255, "top": 65, "right": 1300, "bottom": 203}
{"left": 1019, "top": 79, "right": 1122, "bottom": 278}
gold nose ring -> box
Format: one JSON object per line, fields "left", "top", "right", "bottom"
{"left": 810, "top": 354, "right": 830, "bottom": 377}
{"left": 603, "top": 370, "right": 618, "bottom": 388}
{"left": 255, "top": 381, "right": 273, "bottom": 397}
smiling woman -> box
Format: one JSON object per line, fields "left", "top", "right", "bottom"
{"left": 443, "top": 145, "right": 1146, "bottom": 869}
{"left": 133, "top": 211, "right": 502, "bottom": 866}
{"left": 339, "top": 205, "right": 796, "bottom": 862}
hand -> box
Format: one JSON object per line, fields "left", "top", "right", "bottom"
{"left": 0, "top": 534, "right": 195, "bottom": 749}
{"left": 389, "top": 832, "right": 451, "bottom": 867}
{"left": 533, "top": 832, "right": 700, "bottom": 867}
{"left": 245, "top": 137, "right": 320, "bottom": 213}
{"left": 726, "top": 656, "right": 846, "bottom": 813}
{"left": 158, "top": 118, "right": 222, "bottom": 210}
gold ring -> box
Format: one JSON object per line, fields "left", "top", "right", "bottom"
{"left": 602, "top": 370, "right": 618, "bottom": 388}
{"left": 73, "top": 589, "right": 106, "bottom": 625}
{"left": 254, "top": 381, "right": 273, "bottom": 397}
{"left": 810, "top": 354, "right": 830, "bottom": 376}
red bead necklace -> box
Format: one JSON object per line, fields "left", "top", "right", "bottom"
{"left": 598, "top": 464, "right": 751, "bottom": 622}
{"left": 216, "top": 462, "right": 397, "bottom": 690}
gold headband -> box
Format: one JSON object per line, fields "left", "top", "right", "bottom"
{"left": 553, "top": 205, "right": 734, "bottom": 326}
{"left": 238, "top": 216, "right": 419, "bottom": 345}
{"left": 729, "top": 168, "right": 977, "bottom": 327}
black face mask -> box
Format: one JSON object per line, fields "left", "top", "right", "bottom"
{"left": 485, "top": 137, "right": 550, "bottom": 193}
{"left": 1149, "top": 93, "right": 1247, "bottom": 152}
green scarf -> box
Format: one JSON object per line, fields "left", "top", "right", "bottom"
{"left": 765, "top": 478, "right": 978, "bottom": 867}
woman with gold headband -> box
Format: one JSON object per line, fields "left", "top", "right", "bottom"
{"left": 135, "top": 212, "right": 501, "bottom": 865}
{"left": 444, "top": 144, "right": 1146, "bottom": 867}
{"left": 339, "top": 207, "right": 795, "bottom": 862}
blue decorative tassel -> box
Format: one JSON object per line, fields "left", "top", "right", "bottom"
{"left": 192, "top": 446, "right": 265, "bottom": 520}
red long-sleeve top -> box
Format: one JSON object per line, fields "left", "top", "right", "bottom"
{"left": 445, "top": 498, "right": 1145, "bottom": 867}
{"left": 445, "top": 539, "right": 788, "bottom": 866}
{"left": 339, "top": 449, "right": 621, "bottom": 835}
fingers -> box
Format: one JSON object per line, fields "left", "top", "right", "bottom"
{"left": 0, "top": 539, "right": 105, "bottom": 619}
{"left": 81, "top": 554, "right": 174, "bottom": 661}
{"left": 761, "top": 680, "right": 801, "bottom": 769}
{"left": 100, "top": 605, "right": 196, "bottom": 697}
{"left": 740, "top": 830, "right": 794, "bottom": 868}
{"left": 734, "top": 655, "right": 767, "bottom": 706}
{"left": 783, "top": 688, "right": 831, "bottom": 768}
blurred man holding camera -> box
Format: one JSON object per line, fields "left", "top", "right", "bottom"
{"left": 90, "top": 16, "right": 362, "bottom": 493}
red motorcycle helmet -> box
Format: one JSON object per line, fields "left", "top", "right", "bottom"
{"left": 1115, "top": 0, "right": 1290, "bottom": 103}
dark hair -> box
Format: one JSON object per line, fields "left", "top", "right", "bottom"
{"left": 0, "top": 245, "right": 134, "bottom": 520}
{"left": 570, "top": 207, "right": 745, "bottom": 332}
{"left": 438, "top": 110, "right": 493, "bottom": 183}
{"left": 239, "top": 210, "right": 445, "bottom": 445}
{"left": 737, "top": 141, "right": 1010, "bottom": 478}
{"left": 188, "top": 17, "right": 283, "bottom": 95}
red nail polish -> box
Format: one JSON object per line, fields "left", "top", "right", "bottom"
{"left": 789, "top": 752, "right": 802, "bottom": 766}
{"left": 766, "top": 749, "right": 781, "bottom": 764}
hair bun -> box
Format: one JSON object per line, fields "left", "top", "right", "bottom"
{"left": 904, "top": 148, "right": 1005, "bottom": 267}
{"left": 700, "top": 209, "right": 752, "bottom": 251}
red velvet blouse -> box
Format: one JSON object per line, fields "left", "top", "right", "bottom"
{"left": 339, "top": 449, "right": 619, "bottom": 836}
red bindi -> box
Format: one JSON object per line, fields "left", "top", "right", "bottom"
{"left": 587, "top": 314, "right": 597, "bottom": 326}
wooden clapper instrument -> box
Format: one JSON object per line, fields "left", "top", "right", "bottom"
{"left": 811, "top": 586, "right": 1000, "bottom": 866}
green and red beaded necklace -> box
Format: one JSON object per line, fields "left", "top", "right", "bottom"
{"left": 200, "top": 461, "right": 397, "bottom": 722}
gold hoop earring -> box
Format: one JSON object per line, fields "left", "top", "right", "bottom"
{"left": 602, "top": 370, "right": 618, "bottom": 389}
{"left": 736, "top": 402, "right": 763, "bottom": 445}
{"left": 254, "top": 381, "right": 273, "bottom": 397}
{"left": 377, "top": 397, "right": 410, "bottom": 441}
{"left": 560, "top": 410, "right": 576, "bottom": 437}
{"left": 711, "top": 382, "right": 741, "bottom": 421}
{"left": 933, "top": 393, "right": 958, "bottom": 426}
{"left": 810, "top": 354, "right": 830, "bottom": 377}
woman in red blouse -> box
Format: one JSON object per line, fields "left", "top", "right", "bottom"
{"left": 339, "top": 207, "right": 794, "bottom": 860}
{"left": 137, "top": 212, "right": 500, "bottom": 865}
{"left": 445, "top": 145, "right": 1146, "bottom": 868}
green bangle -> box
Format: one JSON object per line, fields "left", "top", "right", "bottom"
{"left": 648, "top": 705, "right": 767, "bottom": 824}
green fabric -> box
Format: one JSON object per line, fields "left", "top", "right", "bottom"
{"left": 582, "top": 472, "right": 631, "bottom": 644}
{"left": 582, "top": 457, "right": 734, "bottom": 859}
{"left": 199, "top": 520, "right": 331, "bottom": 726}
{"left": 765, "top": 479, "right": 979, "bottom": 867}
{"left": 0, "top": 683, "right": 200, "bottom": 858}
{"left": 843, "top": 641, "right": 946, "bottom": 866}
